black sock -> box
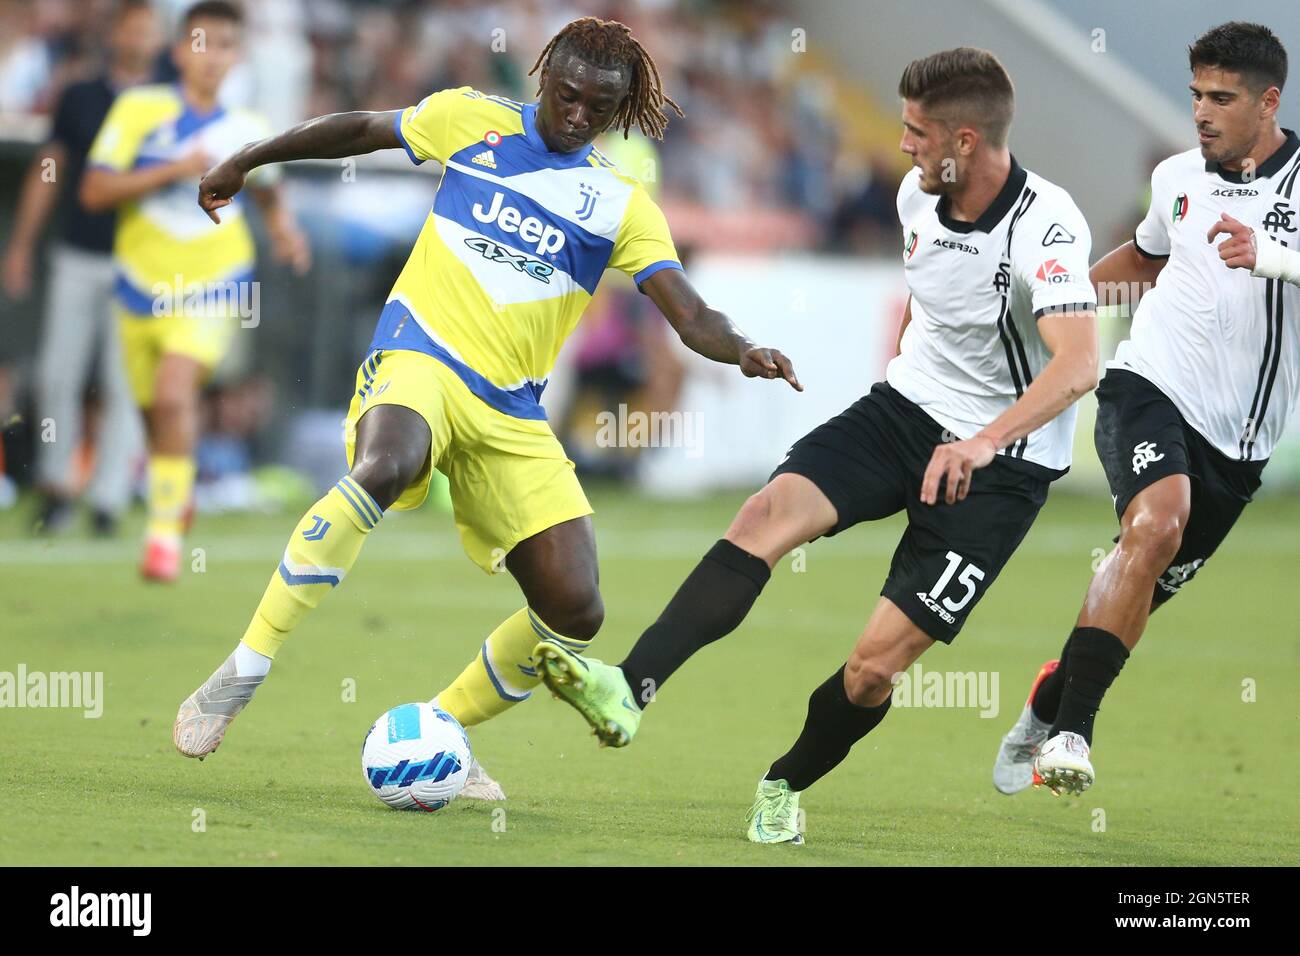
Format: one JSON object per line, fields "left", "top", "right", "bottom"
{"left": 1029, "top": 634, "right": 1073, "bottom": 723}
{"left": 766, "top": 665, "right": 891, "bottom": 792}
{"left": 1049, "top": 627, "right": 1129, "bottom": 745}
{"left": 619, "top": 539, "right": 770, "bottom": 706}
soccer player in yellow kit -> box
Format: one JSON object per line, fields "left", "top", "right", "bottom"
{"left": 81, "top": 0, "right": 309, "bottom": 582}
{"left": 172, "top": 17, "right": 801, "bottom": 798}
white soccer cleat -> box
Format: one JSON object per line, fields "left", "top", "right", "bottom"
{"left": 458, "top": 757, "right": 507, "bottom": 801}
{"left": 993, "top": 705, "right": 1052, "bottom": 795}
{"left": 173, "top": 651, "right": 265, "bottom": 759}
{"left": 992, "top": 659, "right": 1058, "bottom": 795}
{"left": 1034, "top": 731, "right": 1094, "bottom": 795}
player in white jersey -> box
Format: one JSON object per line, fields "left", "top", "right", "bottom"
{"left": 534, "top": 49, "right": 1099, "bottom": 845}
{"left": 993, "top": 22, "right": 1298, "bottom": 796}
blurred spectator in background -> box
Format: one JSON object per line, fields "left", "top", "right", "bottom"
{"left": 2, "top": 0, "right": 161, "bottom": 534}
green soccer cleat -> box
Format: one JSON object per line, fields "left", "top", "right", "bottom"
{"left": 534, "top": 640, "right": 641, "bottom": 747}
{"left": 745, "top": 779, "right": 804, "bottom": 845}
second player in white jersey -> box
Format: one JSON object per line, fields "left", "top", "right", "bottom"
{"left": 1117, "top": 132, "right": 1300, "bottom": 460}
{"left": 890, "top": 161, "right": 1096, "bottom": 472}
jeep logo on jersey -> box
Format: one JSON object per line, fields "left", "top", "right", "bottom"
{"left": 471, "top": 191, "right": 566, "bottom": 255}
{"left": 932, "top": 238, "right": 979, "bottom": 255}
{"left": 464, "top": 236, "right": 556, "bottom": 283}
{"left": 1172, "top": 192, "right": 1189, "bottom": 223}
{"left": 1042, "top": 222, "right": 1076, "bottom": 246}
{"left": 1035, "top": 259, "right": 1072, "bottom": 283}
{"left": 1262, "top": 201, "right": 1296, "bottom": 234}
{"left": 904, "top": 229, "right": 918, "bottom": 259}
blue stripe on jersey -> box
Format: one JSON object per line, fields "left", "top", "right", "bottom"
{"left": 172, "top": 97, "right": 227, "bottom": 142}
{"left": 633, "top": 259, "right": 683, "bottom": 287}
{"left": 394, "top": 109, "right": 424, "bottom": 166}
{"left": 435, "top": 166, "right": 613, "bottom": 295}
{"left": 367, "top": 300, "right": 549, "bottom": 420}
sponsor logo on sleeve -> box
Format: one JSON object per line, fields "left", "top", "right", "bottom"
{"left": 1042, "top": 222, "right": 1076, "bottom": 246}
{"left": 1035, "top": 259, "right": 1073, "bottom": 284}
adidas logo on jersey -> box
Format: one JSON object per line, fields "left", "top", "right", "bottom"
{"left": 1035, "top": 259, "right": 1072, "bottom": 283}
{"left": 472, "top": 149, "right": 497, "bottom": 169}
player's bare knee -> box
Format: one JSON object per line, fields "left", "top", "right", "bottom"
{"left": 1122, "top": 508, "right": 1186, "bottom": 570}
{"left": 843, "top": 655, "right": 895, "bottom": 707}
{"left": 534, "top": 589, "right": 604, "bottom": 642}
{"left": 349, "top": 452, "right": 419, "bottom": 511}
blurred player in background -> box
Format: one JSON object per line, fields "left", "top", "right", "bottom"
{"left": 994, "top": 21, "right": 1300, "bottom": 796}
{"left": 2, "top": 0, "right": 161, "bottom": 537}
{"left": 536, "top": 48, "right": 1100, "bottom": 844}
{"left": 80, "top": 0, "right": 309, "bottom": 582}
{"left": 172, "top": 17, "right": 800, "bottom": 799}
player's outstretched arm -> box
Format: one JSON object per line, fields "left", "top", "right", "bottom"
{"left": 640, "top": 267, "right": 802, "bottom": 391}
{"left": 199, "top": 111, "right": 402, "bottom": 224}
{"left": 1088, "top": 240, "right": 1166, "bottom": 313}
{"left": 920, "top": 308, "right": 1098, "bottom": 506}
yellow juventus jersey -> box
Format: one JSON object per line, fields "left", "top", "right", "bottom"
{"left": 87, "top": 84, "right": 277, "bottom": 317}
{"left": 375, "top": 87, "right": 682, "bottom": 420}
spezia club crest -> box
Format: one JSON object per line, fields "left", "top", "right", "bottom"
{"left": 904, "top": 229, "right": 918, "bottom": 259}
{"left": 1172, "top": 192, "right": 1189, "bottom": 223}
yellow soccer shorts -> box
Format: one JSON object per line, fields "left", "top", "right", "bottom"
{"left": 117, "top": 307, "right": 239, "bottom": 407}
{"left": 343, "top": 348, "right": 593, "bottom": 573}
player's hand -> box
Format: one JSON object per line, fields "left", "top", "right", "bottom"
{"left": 1, "top": 242, "right": 33, "bottom": 300}
{"left": 270, "top": 222, "right": 312, "bottom": 275}
{"left": 739, "top": 346, "right": 802, "bottom": 391}
{"left": 1207, "top": 213, "right": 1257, "bottom": 271}
{"left": 198, "top": 156, "right": 248, "bottom": 224}
{"left": 921, "top": 435, "right": 997, "bottom": 505}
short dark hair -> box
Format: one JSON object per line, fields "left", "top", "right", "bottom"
{"left": 1189, "top": 21, "right": 1287, "bottom": 94}
{"left": 114, "top": 0, "right": 154, "bottom": 19}
{"left": 898, "top": 47, "right": 1014, "bottom": 147}
{"left": 182, "top": 0, "right": 243, "bottom": 31}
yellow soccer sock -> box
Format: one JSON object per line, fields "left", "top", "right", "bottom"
{"left": 437, "top": 608, "right": 592, "bottom": 727}
{"left": 146, "top": 455, "right": 196, "bottom": 539}
{"left": 240, "top": 475, "right": 383, "bottom": 658}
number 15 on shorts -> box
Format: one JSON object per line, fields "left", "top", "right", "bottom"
{"left": 929, "top": 551, "right": 986, "bottom": 613}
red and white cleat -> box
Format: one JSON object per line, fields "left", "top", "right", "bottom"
{"left": 992, "top": 659, "right": 1058, "bottom": 795}
{"left": 1034, "top": 730, "right": 1094, "bottom": 795}
{"left": 140, "top": 533, "right": 182, "bottom": 583}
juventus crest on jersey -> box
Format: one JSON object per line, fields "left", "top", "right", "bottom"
{"left": 1116, "top": 131, "right": 1300, "bottom": 462}
{"left": 887, "top": 160, "right": 1096, "bottom": 474}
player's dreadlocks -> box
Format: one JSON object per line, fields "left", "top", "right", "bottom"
{"left": 529, "top": 17, "right": 683, "bottom": 140}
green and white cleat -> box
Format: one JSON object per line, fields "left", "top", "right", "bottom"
{"left": 746, "top": 778, "right": 804, "bottom": 845}
{"left": 533, "top": 640, "right": 641, "bottom": 747}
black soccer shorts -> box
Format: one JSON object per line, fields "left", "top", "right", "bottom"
{"left": 770, "top": 381, "right": 1053, "bottom": 643}
{"left": 1094, "top": 368, "right": 1266, "bottom": 606}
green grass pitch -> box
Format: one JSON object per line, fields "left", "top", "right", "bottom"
{"left": 1, "top": 487, "right": 1296, "bottom": 866}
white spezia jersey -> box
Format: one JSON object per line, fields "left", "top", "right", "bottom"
{"left": 887, "top": 161, "right": 1096, "bottom": 474}
{"left": 1116, "top": 131, "right": 1300, "bottom": 461}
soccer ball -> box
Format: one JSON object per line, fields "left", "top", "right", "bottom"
{"left": 361, "top": 702, "right": 472, "bottom": 811}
